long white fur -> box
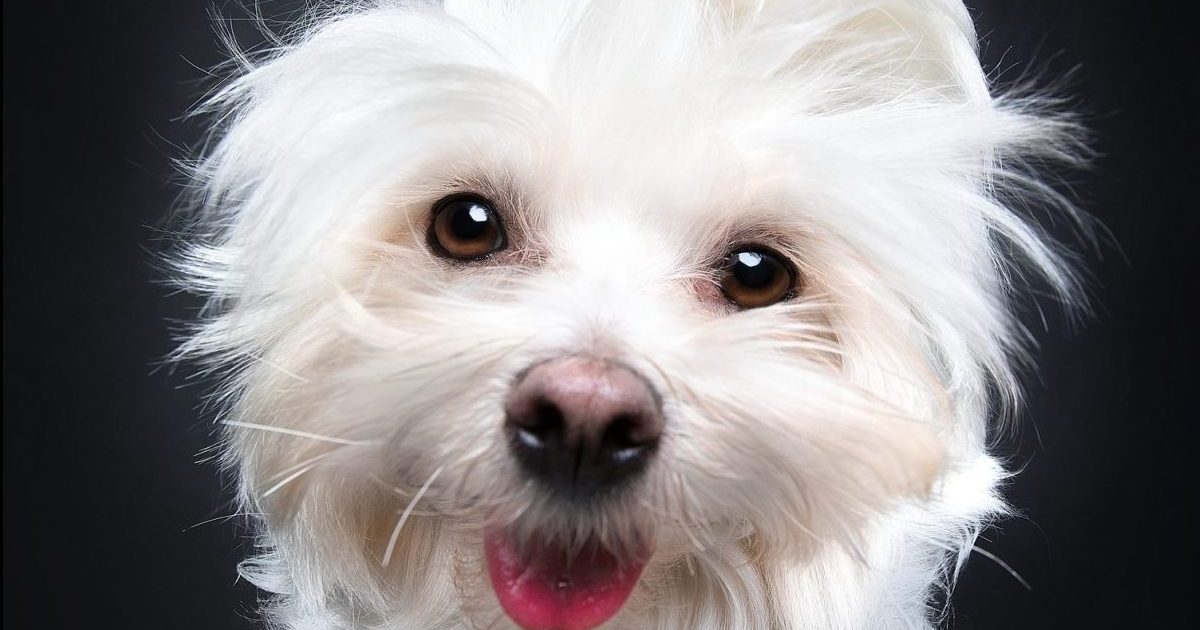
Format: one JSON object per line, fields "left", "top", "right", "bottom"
{"left": 173, "top": 1, "right": 1084, "bottom": 628}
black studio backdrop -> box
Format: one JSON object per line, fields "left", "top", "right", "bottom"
{"left": 3, "top": 1, "right": 1195, "bottom": 629}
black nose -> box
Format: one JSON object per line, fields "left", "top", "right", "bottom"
{"left": 504, "top": 357, "right": 663, "bottom": 500}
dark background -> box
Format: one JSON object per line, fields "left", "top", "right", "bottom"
{"left": 3, "top": 1, "right": 1195, "bottom": 628}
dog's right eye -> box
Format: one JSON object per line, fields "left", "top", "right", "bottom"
{"left": 430, "top": 195, "right": 507, "bottom": 260}
{"left": 720, "top": 248, "right": 796, "bottom": 309}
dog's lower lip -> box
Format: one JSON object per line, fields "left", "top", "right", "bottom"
{"left": 484, "top": 528, "right": 648, "bottom": 630}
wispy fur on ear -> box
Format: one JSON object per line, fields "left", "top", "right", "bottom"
{"left": 170, "top": 1, "right": 1087, "bottom": 628}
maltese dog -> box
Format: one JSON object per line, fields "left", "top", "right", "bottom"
{"left": 173, "top": 1, "right": 1083, "bottom": 628}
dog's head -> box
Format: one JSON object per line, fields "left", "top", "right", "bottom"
{"left": 177, "top": 1, "right": 1081, "bottom": 627}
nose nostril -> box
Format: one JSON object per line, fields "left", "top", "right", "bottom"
{"left": 533, "top": 400, "right": 562, "bottom": 431}
{"left": 600, "top": 413, "right": 659, "bottom": 466}
{"left": 511, "top": 398, "right": 563, "bottom": 449}
{"left": 602, "top": 414, "right": 645, "bottom": 449}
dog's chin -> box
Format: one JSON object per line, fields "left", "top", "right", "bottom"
{"left": 483, "top": 526, "right": 649, "bottom": 630}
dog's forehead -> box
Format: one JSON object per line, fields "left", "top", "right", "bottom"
{"left": 425, "top": 1, "right": 803, "bottom": 223}
{"left": 494, "top": 87, "right": 793, "bottom": 234}
{"left": 517, "top": 118, "right": 758, "bottom": 228}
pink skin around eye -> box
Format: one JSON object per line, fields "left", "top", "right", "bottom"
{"left": 692, "top": 277, "right": 739, "bottom": 313}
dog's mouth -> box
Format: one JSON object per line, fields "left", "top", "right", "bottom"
{"left": 484, "top": 528, "right": 648, "bottom": 630}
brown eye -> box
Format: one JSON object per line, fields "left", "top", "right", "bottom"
{"left": 720, "top": 248, "right": 795, "bottom": 308}
{"left": 431, "top": 195, "right": 506, "bottom": 259}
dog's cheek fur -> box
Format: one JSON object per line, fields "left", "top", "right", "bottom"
{"left": 175, "top": 1, "right": 1085, "bottom": 628}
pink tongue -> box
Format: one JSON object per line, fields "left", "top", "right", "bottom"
{"left": 484, "top": 530, "right": 646, "bottom": 630}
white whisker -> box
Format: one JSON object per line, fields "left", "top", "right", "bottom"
{"left": 382, "top": 465, "right": 443, "bottom": 567}
{"left": 244, "top": 352, "right": 310, "bottom": 383}
{"left": 183, "top": 511, "right": 262, "bottom": 531}
{"left": 222, "top": 420, "right": 374, "bottom": 446}
{"left": 267, "top": 452, "right": 333, "bottom": 482}
{"left": 262, "top": 463, "right": 319, "bottom": 498}
{"left": 971, "top": 545, "right": 1033, "bottom": 591}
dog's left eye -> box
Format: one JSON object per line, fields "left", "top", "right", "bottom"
{"left": 430, "top": 195, "right": 507, "bottom": 260}
{"left": 720, "top": 248, "right": 796, "bottom": 308}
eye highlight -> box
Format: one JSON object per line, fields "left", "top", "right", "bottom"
{"left": 719, "top": 248, "right": 796, "bottom": 309}
{"left": 430, "top": 195, "right": 506, "bottom": 260}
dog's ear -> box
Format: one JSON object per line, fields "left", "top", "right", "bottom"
{"left": 716, "top": 0, "right": 987, "bottom": 104}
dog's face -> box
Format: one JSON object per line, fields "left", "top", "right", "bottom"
{"left": 184, "top": 1, "right": 1078, "bottom": 628}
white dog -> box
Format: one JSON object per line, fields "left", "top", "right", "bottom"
{"left": 174, "top": 1, "right": 1084, "bottom": 628}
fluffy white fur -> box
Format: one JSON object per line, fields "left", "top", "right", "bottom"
{"left": 174, "top": 1, "right": 1084, "bottom": 628}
